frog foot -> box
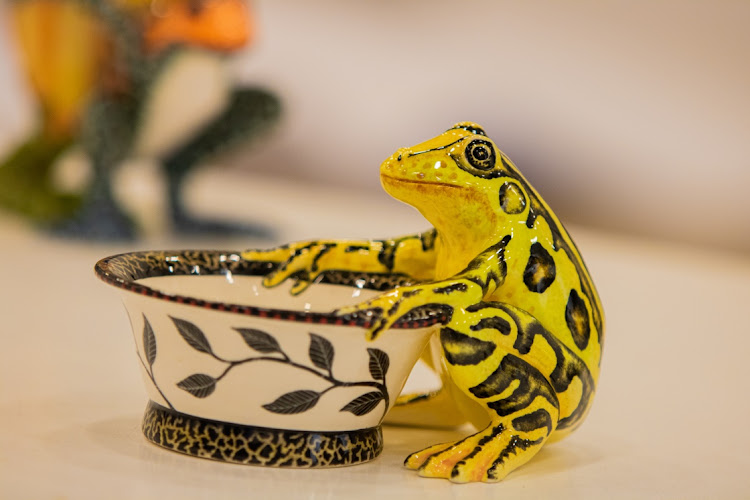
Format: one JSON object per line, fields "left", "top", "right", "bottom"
{"left": 242, "top": 242, "right": 334, "bottom": 295}
{"left": 335, "top": 287, "right": 414, "bottom": 340}
{"left": 405, "top": 423, "right": 546, "bottom": 483}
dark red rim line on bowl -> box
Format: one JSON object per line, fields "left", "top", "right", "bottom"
{"left": 94, "top": 250, "right": 450, "bottom": 329}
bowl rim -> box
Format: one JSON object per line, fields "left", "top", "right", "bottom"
{"left": 94, "top": 249, "right": 448, "bottom": 329}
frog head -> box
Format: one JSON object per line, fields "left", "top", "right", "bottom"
{"left": 380, "top": 122, "right": 529, "bottom": 272}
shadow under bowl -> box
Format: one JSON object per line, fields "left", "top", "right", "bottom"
{"left": 95, "top": 250, "right": 447, "bottom": 468}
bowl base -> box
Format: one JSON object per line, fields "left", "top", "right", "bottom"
{"left": 142, "top": 401, "right": 383, "bottom": 467}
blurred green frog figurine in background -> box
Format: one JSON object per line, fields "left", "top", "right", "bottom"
{"left": 0, "top": 0, "right": 279, "bottom": 239}
{"left": 244, "top": 123, "right": 604, "bottom": 483}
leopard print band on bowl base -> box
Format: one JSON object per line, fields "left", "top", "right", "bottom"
{"left": 142, "top": 402, "right": 384, "bottom": 467}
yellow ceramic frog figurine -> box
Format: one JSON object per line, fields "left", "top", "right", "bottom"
{"left": 242, "top": 122, "right": 604, "bottom": 483}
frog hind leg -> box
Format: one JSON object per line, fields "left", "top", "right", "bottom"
{"left": 405, "top": 305, "right": 565, "bottom": 482}
{"left": 406, "top": 391, "right": 558, "bottom": 482}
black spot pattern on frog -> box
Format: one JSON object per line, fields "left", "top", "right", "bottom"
{"left": 440, "top": 327, "right": 496, "bottom": 366}
{"left": 450, "top": 151, "right": 602, "bottom": 349}
{"left": 523, "top": 242, "right": 556, "bottom": 293}
{"left": 566, "top": 290, "right": 591, "bottom": 351}
{"left": 498, "top": 181, "right": 527, "bottom": 215}
{"left": 501, "top": 156, "right": 603, "bottom": 343}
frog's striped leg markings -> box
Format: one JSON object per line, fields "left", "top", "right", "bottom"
{"left": 405, "top": 302, "right": 592, "bottom": 482}
{"left": 464, "top": 302, "right": 596, "bottom": 431}
{"left": 240, "top": 229, "right": 438, "bottom": 294}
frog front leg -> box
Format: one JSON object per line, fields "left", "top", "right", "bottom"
{"left": 241, "top": 229, "right": 437, "bottom": 294}
{"left": 336, "top": 237, "right": 510, "bottom": 339}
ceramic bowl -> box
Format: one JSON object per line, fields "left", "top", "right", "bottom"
{"left": 95, "top": 250, "right": 447, "bottom": 468}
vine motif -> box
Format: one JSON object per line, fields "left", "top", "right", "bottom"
{"left": 141, "top": 315, "right": 391, "bottom": 418}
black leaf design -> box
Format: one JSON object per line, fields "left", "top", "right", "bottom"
{"left": 171, "top": 316, "right": 213, "bottom": 355}
{"left": 308, "top": 333, "right": 334, "bottom": 372}
{"left": 263, "top": 390, "right": 321, "bottom": 414}
{"left": 177, "top": 373, "right": 217, "bottom": 398}
{"left": 142, "top": 315, "right": 157, "bottom": 367}
{"left": 341, "top": 391, "right": 385, "bottom": 416}
{"left": 367, "top": 348, "right": 390, "bottom": 381}
{"left": 234, "top": 328, "right": 282, "bottom": 353}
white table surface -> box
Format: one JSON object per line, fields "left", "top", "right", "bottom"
{"left": 1, "top": 172, "right": 749, "bottom": 499}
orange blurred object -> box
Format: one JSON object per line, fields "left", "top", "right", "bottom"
{"left": 145, "top": 0, "right": 253, "bottom": 52}
{"left": 11, "top": 0, "right": 107, "bottom": 138}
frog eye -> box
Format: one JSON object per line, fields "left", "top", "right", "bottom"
{"left": 465, "top": 140, "right": 496, "bottom": 170}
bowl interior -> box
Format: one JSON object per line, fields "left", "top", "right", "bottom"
{"left": 138, "top": 275, "right": 376, "bottom": 313}
{"left": 95, "top": 250, "right": 449, "bottom": 327}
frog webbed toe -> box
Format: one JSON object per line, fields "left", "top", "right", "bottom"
{"left": 406, "top": 420, "right": 550, "bottom": 483}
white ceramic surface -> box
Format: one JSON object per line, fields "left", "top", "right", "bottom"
{"left": 123, "top": 276, "right": 433, "bottom": 432}
{"left": 96, "top": 252, "right": 438, "bottom": 433}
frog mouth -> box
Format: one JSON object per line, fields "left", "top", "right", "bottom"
{"left": 380, "top": 174, "right": 463, "bottom": 189}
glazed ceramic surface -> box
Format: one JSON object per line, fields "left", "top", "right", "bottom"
{"left": 95, "top": 250, "right": 442, "bottom": 467}
{"left": 242, "top": 123, "right": 605, "bottom": 482}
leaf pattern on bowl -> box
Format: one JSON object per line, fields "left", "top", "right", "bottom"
{"left": 138, "top": 315, "right": 391, "bottom": 418}
{"left": 135, "top": 315, "right": 175, "bottom": 410}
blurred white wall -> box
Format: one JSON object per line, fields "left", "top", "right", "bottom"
{"left": 1, "top": 1, "right": 749, "bottom": 251}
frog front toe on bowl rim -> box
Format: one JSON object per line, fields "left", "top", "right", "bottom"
{"left": 95, "top": 250, "right": 447, "bottom": 468}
